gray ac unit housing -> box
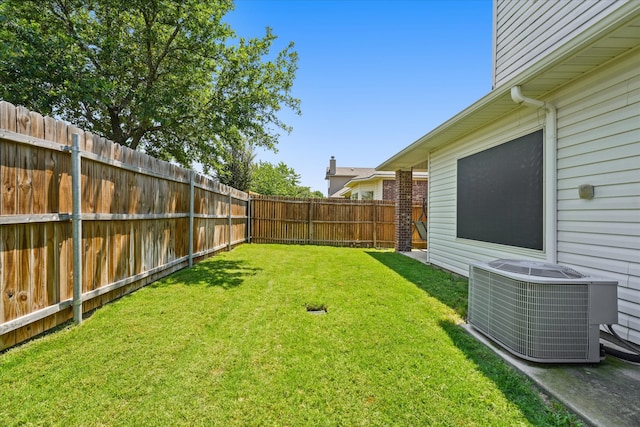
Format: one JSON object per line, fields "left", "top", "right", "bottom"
{"left": 468, "top": 259, "right": 618, "bottom": 363}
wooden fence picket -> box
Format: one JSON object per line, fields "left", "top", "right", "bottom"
{"left": 249, "top": 196, "right": 427, "bottom": 249}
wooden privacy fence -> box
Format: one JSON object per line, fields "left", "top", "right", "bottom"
{"left": 250, "top": 195, "right": 428, "bottom": 249}
{"left": 0, "top": 101, "right": 249, "bottom": 350}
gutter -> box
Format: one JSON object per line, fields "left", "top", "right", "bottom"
{"left": 510, "top": 86, "right": 557, "bottom": 264}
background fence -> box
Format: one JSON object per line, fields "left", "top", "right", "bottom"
{"left": 0, "top": 101, "right": 249, "bottom": 350}
{"left": 250, "top": 195, "right": 428, "bottom": 249}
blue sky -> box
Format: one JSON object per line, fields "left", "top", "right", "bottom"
{"left": 224, "top": 0, "right": 493, "bottom": 194}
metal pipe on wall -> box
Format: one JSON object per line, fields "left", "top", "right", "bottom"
{"left": 510, "top": 86, "right": 557, "bottom": 264}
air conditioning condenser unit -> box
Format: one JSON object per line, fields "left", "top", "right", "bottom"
{"left": 468, "top": 259, "right": 618, "bottom": 363}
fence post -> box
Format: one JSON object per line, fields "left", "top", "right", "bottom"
{"left": 372, "top": 201, "right": 377, "bottom": 247}
{"left": 71, "top": 133, "right": 83, "bottom": 324}
{"left": 308, "top": 199, "right": 314, "bottom": 244}
{"left": 188, "top": 171, "right": 194, "bottom": 267}
{"left": 228, "top": 190, "right": 232, "bottom": 251}
{"left": 247, "top": 196, "right": 251, "bottom": 243}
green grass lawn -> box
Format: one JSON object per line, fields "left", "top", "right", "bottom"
{"left": 0, "top": 245, "right": 581, "bottom": 426}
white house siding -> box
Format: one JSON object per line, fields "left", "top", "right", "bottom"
{"left": 373, "top": 181, "right": 384, "bottom": 201}
{"left": 348, "top": 181, "right": 381, "bottom": 200}
{"left": 493, "top": 0, "right": 627, "bottom": 88}
{"left": 427, "top": 110, "right": 547, "bottom": 276}
{"left": 553, "top": 50, "right": 640, "bottom": 343}
{"left": 428, "top": 48, "right": 640, "bottom": 343}
{"left": 358, "top": 182, "right": 378, "bottom": 200}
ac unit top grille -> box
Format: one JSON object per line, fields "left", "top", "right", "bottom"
{"left": 487, "top": 259, "right": 586, "bottom": 279}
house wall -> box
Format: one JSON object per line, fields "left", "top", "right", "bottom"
{"left": 349, "top": 182, "right": 378, "bottom": 200}
{"left": 327, "top": 175, "right": 354, "bottom": 197}
{"left": 428, "top": 111, "right": 546, "bottom": 276}
{"left": 429, "top": 49, "right": 640, "bottom": 342}
{"left": 376, "top": 181, "right": 386, "bottom": 200}
{"left": 493, "top": 0, "right": 627, "bottom": 88}
{"left": 383, "top": 180, "right": 395, "bottom": 200}
{"left": 382, "top": 179, "right": 427, "bottom": 202}
{"left": 553, "top": 50, "right": 640, "bottom": 344}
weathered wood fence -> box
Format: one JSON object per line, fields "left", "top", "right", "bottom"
{"left": 250, "top": 195, "right": 428, "bottom": 249}
{"left": 0, "top": 101, "right": 248, "bottom": 350}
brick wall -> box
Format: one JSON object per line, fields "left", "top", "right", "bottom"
{"left": 383, "top": 180, "right": 395, "bottom": 200}
{"left": 412, "top": 180, "right": 427, "bottom": 202}
{"left": 383, "top": 179, "right": 427, "bottom": 202}
{"left": 394, "top": 170, "right": 413, "bottom": 252}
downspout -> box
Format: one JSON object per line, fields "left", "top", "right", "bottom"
{"left": 510, "top": 86, "right": 557, "bottom": 264}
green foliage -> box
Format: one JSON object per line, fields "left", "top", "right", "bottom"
{"left": 250, "top": 160, "right": 323, "bottom": 197}
{"left": 0, "top": 245, "right": 580, "bottom": 426}
{"left": 546, "top": 402, "right": 584, "bottom": 426}
{"left": 0, "top": 0, "right": 300, "bottom": 172}
{"left": 216, "top": 139, "right": 256, "bottom": 191}
{"left": 298, "top": 188, "right": 325, "bottom": 198}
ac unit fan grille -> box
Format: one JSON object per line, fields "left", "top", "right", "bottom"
{"left": 469, "top": 268, "right": 590, "bottom": 360}
{"left": 487, "top": 259, "right": 586, "bottom": 279}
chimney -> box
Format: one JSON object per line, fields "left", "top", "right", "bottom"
{"left": 329, "top": 156, "right": 336, "bottom": 175}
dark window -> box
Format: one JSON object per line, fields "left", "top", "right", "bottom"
{"left": 457, "top": 130, "right": 543, "bottom": 250}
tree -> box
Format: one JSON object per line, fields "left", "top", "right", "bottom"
{"left": 216, "top": 138, "right": 255, "bottom": 191}
{"left": 250, "top": 161, "right": 323, "bottom": 198}
{"left": 0, "top": 0, "right": 300, "bottom": 173}
{"left": 296, "top": 187, "right": 325, "bottom": 199}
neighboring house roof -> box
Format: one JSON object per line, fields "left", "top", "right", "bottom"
{"left": 335, "top": 170, "right": 429, "bottom": 199}
{"left": 325, "top": 166, "right": 376, "bottom": 179}
{"left": 378, "top": 2, "right": 640, "bottom": 171}
{"left": 330, "top": 186, "right": 351, "bottom": 198}
{"left": 343, "top": 171, "right": 428, "bottom": 188}
{"left": 325, "top": 162, "right": 377, "bottom": 197}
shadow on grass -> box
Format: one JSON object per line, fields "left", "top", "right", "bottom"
{"left": 438, "top": 319, "right": 564, "bottom": 426}
{"left": 153, "top": 257, "right": 262, "bottom": 290}
{"left": 367, "top": 251, "right": 562, "bottom": 426}
{"left": 366, "top": 251, "right": 469, "bottom": 319}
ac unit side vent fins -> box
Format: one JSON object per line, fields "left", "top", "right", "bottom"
{"left": 468, "top": 260, "right": 617, "bottom": 363}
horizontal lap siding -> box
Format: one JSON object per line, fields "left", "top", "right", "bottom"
{"left": 374, "top": 181, "right": 384, "bottom": 201}
{"left": 494, "top": 0, "right": 625, "bottom": 87}
{"left": 554, "top": 51, "right": 640, "bottom": 343}
{"left": 428, "top": 111, "right": 546, "bottom": 277}
{"left": 431, "top": 36, "right": 639, "bottom": 339}
{"left": 350, "top": 181, "right": 389, "bottom": 203}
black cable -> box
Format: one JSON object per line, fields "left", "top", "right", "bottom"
{"left": 605, "top": 324, "right": 640, "bottom": 354}
{"left": 602, "top": 346, "right": 640, "bottom": 364}
{"left": 600, "top": 325, "right": 640, "bottom": 363}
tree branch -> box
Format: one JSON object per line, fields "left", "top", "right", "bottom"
{"left": 50, "top": 0, "right": 102, "bottom": 73}
{"left": 144, "top": 5, "right": 183, "bottom": 89}
{"left": 108, "top": 106, "right": 128, "bottom": 146}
